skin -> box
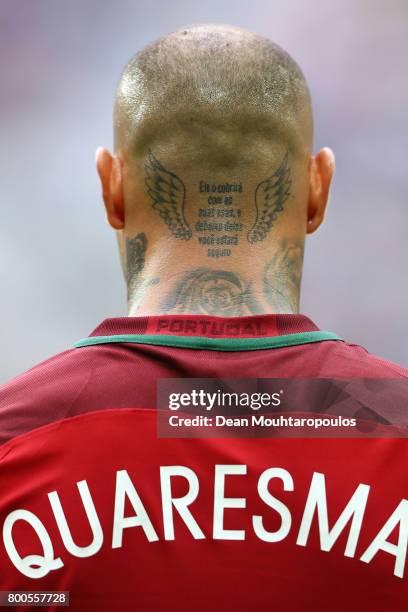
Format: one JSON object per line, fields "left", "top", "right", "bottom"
{"left": 96, "top": 26, "right": 335, "bottom": 317}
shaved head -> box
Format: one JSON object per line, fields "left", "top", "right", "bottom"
{"left": 115, "top": 24, "right": 313, "bottom": 171}
{"left": 98, "top": 24, "right": 334, "bottom": 317}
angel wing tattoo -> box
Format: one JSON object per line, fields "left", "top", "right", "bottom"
{"left": 144, "top": 150, "right": 192, "bottom": 240}
{"left": 247, "top": 152, "right": 292, "bottom": 244}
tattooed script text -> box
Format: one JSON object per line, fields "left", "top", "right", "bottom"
{"left": 196, "top": 181, "right": 243, "bottom": 258}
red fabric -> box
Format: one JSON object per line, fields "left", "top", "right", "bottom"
{"left": 0, "top": 410, "right": 407, "bottom": 611}
{"left": 0, "top": 315, "right": 406, "bottom": 445}
{"left": 90, "top": 313, "right": 319, "bottom": 338}
{"left": 0, "top": 314, "right": 407, "bottom": 610}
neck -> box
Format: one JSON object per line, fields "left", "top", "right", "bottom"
{"left": 126, "top": 236, "right": 304, "bottom": 317}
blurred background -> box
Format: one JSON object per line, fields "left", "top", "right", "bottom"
{"left": 0, "top": 0, "right": 407, "bottom": 383}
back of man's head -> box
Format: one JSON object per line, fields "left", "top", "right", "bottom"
{"left": 96, "top": 24, "right": 334, "bottom": 316}
{"left": 115, "top": 24, "right": 312, "bottom": 171}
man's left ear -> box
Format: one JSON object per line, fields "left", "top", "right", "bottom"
{"left": 306, "top": 147, "right": 335, "bottom": 234}
{"left": 95, "top": 147, "right": 125, "bottom": 230}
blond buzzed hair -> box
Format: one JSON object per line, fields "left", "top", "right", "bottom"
{"left": 114, "top": 24, "right": 313, "bottom": 171}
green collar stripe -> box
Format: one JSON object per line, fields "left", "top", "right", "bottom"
{"left": 73, "top": 331, "right": 341, "bottom": 351}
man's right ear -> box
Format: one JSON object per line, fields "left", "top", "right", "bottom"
{"left": 95, "top": 147, "right": 125, "bottom": 230}
{"left": 306, "top": 147, "right": 335, "bottom": 234}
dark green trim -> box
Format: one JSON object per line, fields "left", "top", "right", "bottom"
{"left": 73, "top": 331, "right": 341, "bottom": 352}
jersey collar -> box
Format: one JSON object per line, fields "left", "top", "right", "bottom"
{"left": 74, "top": 314, "right": 342, "bottom": 351}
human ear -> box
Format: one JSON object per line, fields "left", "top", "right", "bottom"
{"left": 306, "top": 147, "right": 335, "bottom": 234}
{"left": 95, "top": 146, "right": 125, "bottom": 230}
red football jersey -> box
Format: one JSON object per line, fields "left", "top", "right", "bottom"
{"left": 0, "top": 314, "right": 407, "bottom": 611}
